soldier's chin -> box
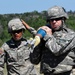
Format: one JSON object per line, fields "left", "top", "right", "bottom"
{"left": 14, "top": 37, "right": 22, "bottom": 41}
{"left": 53, "top": 27, "right": 61, "bottom": 31}
{"left": 54, "top": 28, "right": 59, "bottom": 31}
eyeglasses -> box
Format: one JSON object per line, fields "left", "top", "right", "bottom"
{"left": 12, "top": 29, "right": 23, "bottom": 34}
{"left": 50, "top": 18, "right": 62, "bottom": 22}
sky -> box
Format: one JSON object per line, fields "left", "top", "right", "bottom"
{"left": 0, "top": 0, "right": 75, "bottom": 14}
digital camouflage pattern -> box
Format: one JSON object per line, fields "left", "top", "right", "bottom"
{"left": 0, "top": 38, "right": 39, "bottom": 75}
{"left": 31, "top": 25, "right": 75, "bottom": 74}
{"left": 47, "top": 6, "right": 69, "bottom": 21}
{"left": 0, "top": 18, "right": 40, "bottom": 75}
{"left": 8, "top": 18, "right": 26, "bottom": 33}
{"left": 30, "top": 6, "right": 75, "bottom": 75}
{"left": 28, "top": 27, "right": 37, "bottom": 36}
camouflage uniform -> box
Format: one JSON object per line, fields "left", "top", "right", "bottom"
{"left": 30, "top": 6, "right": 75, "bottom": 75}
{"left": 0, "top": 18, "right": 39, "bottom": 75}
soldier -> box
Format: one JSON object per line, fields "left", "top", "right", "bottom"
{"left": 30, "top": 6, "right": 75, "bottom": 75}
{"left": 0, "top": 18, "right": 39, "bottom": 75}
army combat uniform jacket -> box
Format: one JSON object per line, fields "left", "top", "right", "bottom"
{"left": 30, "top": 26, "right": 75, "bottom": 74}
{"left": 0, "top": 38, "right": 39, "bottom": 75}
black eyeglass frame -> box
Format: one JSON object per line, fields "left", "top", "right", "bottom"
{"left": 11, "top": 29, "right": 23, "bottom": 34}
{"left": 50, "top": 17, "right": 63, "bottom": 22}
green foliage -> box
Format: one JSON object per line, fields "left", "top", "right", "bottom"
{"left": 66, "top": 15, "right": 75, "bottom": 30}
{"left": 0, "top": 10, "right": 75, "bottom": 46}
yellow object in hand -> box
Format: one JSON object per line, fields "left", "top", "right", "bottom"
{"left": 29, "top": 36, "right": 40, "bottom": 47}
{"left": 34, "top": 36, "right": 40, "bottom": 46}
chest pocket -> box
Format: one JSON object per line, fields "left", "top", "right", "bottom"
{"left": 17, "top": 46, "right": 30, "bottom": 62}
{"left": 56, "top": 33, "right": 74, "bottom": 47}
{"left": 7, "top": 48, "right": 18, "bottom": 62}
{"left": 7, "top": 45, "right": 31, "bottom": 63}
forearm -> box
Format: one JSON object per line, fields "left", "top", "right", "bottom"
{"left": 43, "top": 34, "right": 63, "bottom": 56}
{"left": 21, "top": 19, "right": 37, "bottom": 36}
{"left": 28, "top": 27, "right": 37, "bottom": 36}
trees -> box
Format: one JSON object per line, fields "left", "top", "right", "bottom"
{"left": 0, "top": 10, "right": 75, "bottom": 46}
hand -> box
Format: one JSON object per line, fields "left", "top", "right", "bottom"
{"left": 21, "top": 19, "right": 30, "bottom": 29}
{"left": 39, "top": 26, "right": 52, "bottom": 35}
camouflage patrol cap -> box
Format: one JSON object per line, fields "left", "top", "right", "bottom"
{"left": 47, "top": 6, "right": 69, "bottom": 21}
{"left": 8, "top": 18, "right": 26, "bottom": 33}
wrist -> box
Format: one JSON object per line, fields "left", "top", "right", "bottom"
{"left": 37, "top": 29, "right": 46, "bottom": 38}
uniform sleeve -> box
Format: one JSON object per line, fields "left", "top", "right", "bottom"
{"left": 0, "top": 48, "right": 5, "bottom": 75}
{"left": 43, "top": 34, "right": 75, "bottom": 56}
{"left": 28, "top": 27, "right": 37, "bottom": 36}
{"left": 43, "top": 34, "right": 61, "bottom": 56}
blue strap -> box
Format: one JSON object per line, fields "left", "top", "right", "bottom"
{"left": 37, "top": 29, "right": 46, "bottom": 38}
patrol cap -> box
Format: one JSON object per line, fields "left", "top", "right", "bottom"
{"left": 47, "top": 6, "right": 69, "bottom": 21}
{"left": 8, "top": 18, "right": 26, "bottom": 33}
